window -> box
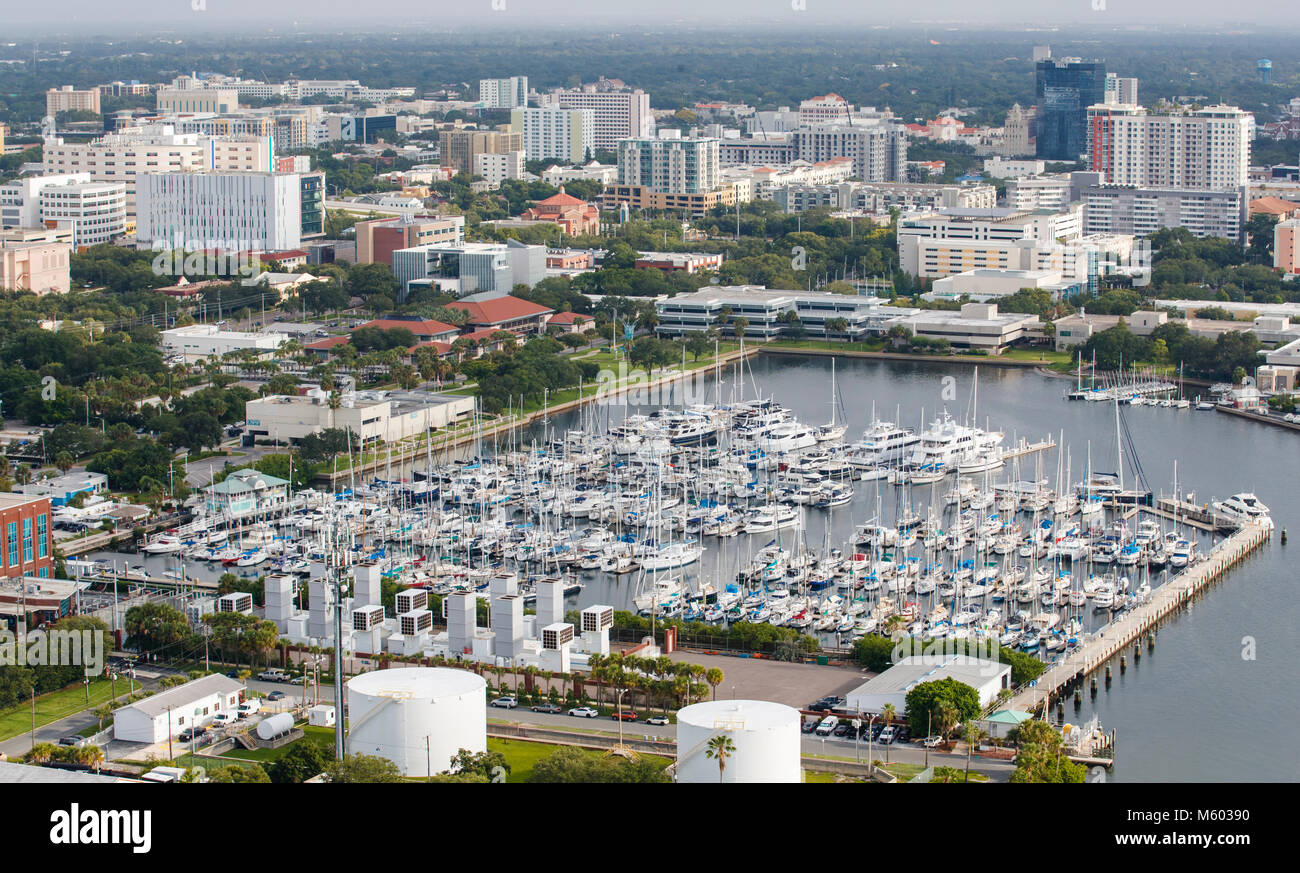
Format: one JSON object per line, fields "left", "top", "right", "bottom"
{"left": 37, "top": 514, "right": 47, "bottom": 559}
{"left": 22, "top": 518, "right": 32, "bottom": 562}
{"left": 6, "top": 522, "right": 15, "bottom": 567}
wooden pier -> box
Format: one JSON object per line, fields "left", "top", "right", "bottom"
{"left": 1002, "top": 436, "right": 1056, "bottom": 461}
{"left": 1008, "top": 520, "right": 1271, "bottom": 718}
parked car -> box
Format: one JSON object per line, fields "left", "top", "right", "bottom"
{"left": 878, "top": 726, "right": 896, "bottom": 745}
{"left": 801, "top": 719, "right": 818, "bottom": 734}
{"left": 266, "top": 691, "right": 286, "bottom": 701}
{"left": 257, "top": 669, "right": 289, "bottom": 682}
{"left": 212, "top": 712, "right": 239, "bottom": 728}
{"left": 814, "top": 716, "right": 839, "bottom": 737}
{"left": 611, "top": 709, "right": 638, "bottom": 721}
{"left": 531, "top": 702, "right": 562, "bottom": 714}
{"left": 57, "top": 736, "right": 85, "bottom": 747}
{"left": 568, "top": 706, "right": 599, "bottom": 718}
{"left": 832, "top": 722, "right": 851, "bottom": 737}
{"left": 236, "top": 699, "right": 261, "bottom": 718}
{"left": 490, "top": 696, "right": 518, "bottom": 709}
{"left": 922, "top": 735, "right": 943, "bottom": 748}
{"left": 177, "top": 727, "right": 207, "bottom": 742}
{"left": 645, "top": 715, "right": 670, "bottom": 726}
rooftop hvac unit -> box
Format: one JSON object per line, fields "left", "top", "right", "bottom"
{"left": 217, "top": 592, "right": 253, "bottom": 614}
{"left": 582, "top": 606, "right": 614, "bottom": 633}
{"left": 399, "top": 609, "right": 432, "bottom": 636}
{"left": 395, "top": 588, "right": 428, "bottom": 614}
{"left": 352, "top": 605, "right": 385, "bottom": 631}
{"left": 541, "top": 622, "right": 574, "bottom": 650}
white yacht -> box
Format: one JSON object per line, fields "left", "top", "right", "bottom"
{"left": 848, "top": 421, "right": 918, "bottom": 467}
{"left": 1211, "top": 493, "right": 1272, "bottom": 527}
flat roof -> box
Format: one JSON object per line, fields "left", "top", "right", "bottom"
{"left": 848, "top": 656, "right": 1010, "bottom": 697}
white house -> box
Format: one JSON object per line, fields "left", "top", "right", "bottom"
{"left": 112, "top": 675, "right": 245, "bottom": 743}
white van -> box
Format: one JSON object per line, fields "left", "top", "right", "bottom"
{"left": 236, "top": 699, "right": 261, "bottom": 718}
{"left": 814, "top": 715, "right": 839, "bottom": 737}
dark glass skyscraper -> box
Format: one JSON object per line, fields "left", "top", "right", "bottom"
{"left": 1035, "top": 58, "right": 1106, "bottom": 161}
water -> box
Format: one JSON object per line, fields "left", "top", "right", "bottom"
{"left": 98, "top": 353, "right": 1298, "bottom": 781}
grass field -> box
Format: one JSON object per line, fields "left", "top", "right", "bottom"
{"left": 0, "top": 677, "right": 125, "bottom": 742}
{"left": 486, "top": 737, "right": 671, "bottom": 783}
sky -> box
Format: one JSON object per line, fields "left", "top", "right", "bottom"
{"left": 4, "top": 0, "right": 1295, "bottom": 29}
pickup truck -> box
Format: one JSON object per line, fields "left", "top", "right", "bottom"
{"left": 257, "top": 669, "right": 290, "bottom": 682}
{"left": 236, "top": 699, "right": 261, "bottom": 718}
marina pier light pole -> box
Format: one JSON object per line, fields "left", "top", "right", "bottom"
{"left": 333, "top": 515, "right": 347, "bottom": 761}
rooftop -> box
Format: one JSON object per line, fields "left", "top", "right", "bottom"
{"left": 118, "top": 674, "right": 244, "bottom": 719}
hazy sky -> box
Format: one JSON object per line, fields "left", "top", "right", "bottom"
{"left": 4, "top": 0, "right": 1295, "bottom": 29}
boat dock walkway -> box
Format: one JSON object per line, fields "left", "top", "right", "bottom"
{"left": 1008, "top": 520, "right": 1271, "bottom": 721}
{"left": 1002, "top": 436, "right": 1056, "bottom": 462}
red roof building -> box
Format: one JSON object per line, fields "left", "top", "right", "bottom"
{"left": 351, "top": 318, "right": 460, "bottom": 341}
{"left": 518, "top": 187, "right": 600, "bottom": 236}
{"left": 444, "top": 296, "right": 554, "bottom": 336}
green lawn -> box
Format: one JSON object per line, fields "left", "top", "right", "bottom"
{"left": 766, "top": 338, "right": 889, "bottom": 353}
{"left": 0, "top": 677, "right": 126, "bottom": 742}
{"left": 487, "top": 737, "right": 671, "bottom": 783}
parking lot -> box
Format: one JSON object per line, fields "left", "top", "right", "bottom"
{"left": 659, "top": 650, "right": 868, "bottom": 709}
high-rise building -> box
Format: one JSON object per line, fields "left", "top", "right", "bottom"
{"left": 617, "top": 136, "right": 720, "bottom": 194}
{"left": 547, "top": 88, "right": 653, "bottom": 151}
{"left": 791, "top": 123, "right": 908, "bottom": 182}
{"left": 136, "top": 171, "right": 309, "bottom": 251}
{"left": 473, "top": 151, "right": 526, "bottom": 187}
{"left": 42, "top": 126, "right": 208, "bottom": 217}
{"left": 479, "top": 76, "right": 529, "bottom": 109}
{"left": 1035, "top": 58, "right": 1107, "bottom": 161}
{"left": 511, "top": 107, "right": 594, "bottom": 163}
{"left": 1087, "top": 104, "right": 1254, "bottom": 189}
{"left": 438, "top": 127, "right": 524, "bottom": 174}
{"left": 798, "top": 94, "right": 854, "bottom": 125}
{"left": 45, "top": 86, "right": 101, "bottom": 117}
{"left": 1001, "top": 104, "right": 1033, "bottom": 157}
{"left": 1104, "top": 74, "right": 1139, "bottom": 106}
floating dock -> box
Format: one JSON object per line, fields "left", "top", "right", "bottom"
{"left": 1008, "top": 520, "right": 1271, "bottom": 719}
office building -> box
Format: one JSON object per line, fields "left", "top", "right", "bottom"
{"left": 155, "top": 88, "right": 239, "bottom": 115}
{"left": 45, "top": 86, "right": 101, "bottom": 117}
{"left": 354, "top": 215, "right": 465, "bottom": 266}
{"left": 547, "top": 87, "right": 654, "bottom": 150}
{"left": 1, "top": 173, "right": 93, "bottom": 228}
{"left": 655, "top": 286, "right": 916, "bottom": 340}
{"left": 512, "top": 107, "right": 594, "bottom": 163}
{"left": 439, "top": 127, "right": 524, "bottom": 174}
{"left": 1081, "top": 184, "right": 1247, "bottom": 242}
{"left": 0, "top": 494, "right": 55, "bottom": 580}
{"left": 1000, "top": 104, "right": 1033, "bottom": 157}
{"left": 37, "top": 181, "right": 128, "bottom": 247}
{"left": 774, "top": 180, "right": 996, "bottom": 214}
{"left": 1004, "top": 175, "right": 1075, "bottom": 211}
{"left": 1035, "top": 57, "right": 1107, "bottom": 161}
{"left": 791, "top": 123, "right": 908, "bottom": 182}
{"left": 479, "top": 76, "right": 529, "bottom": 109}
{"left": 160, "top": 323, "right": 288, "bottom": 362}
{"left": 204, "top": 135, "right": 276, "bottom": 173}
{"left": 719, "top": 137, "right": 799, "bottom": 168}
{"left": 1087, "top": 104, "right": 1254, "bottom": 190}
{"left": 517, "top": 188, "right": 600, "bottom": 236}
{"left": 618, "top": 136, "right": 720, "bottom": 194}
{"left": 473, "top": 150, "right": 526, "bottom": 187}
{"left": 41, "top": 126, "right": 207, "bottom": 217}
{"left": 798, "top": 94, "right": 854, "bottom": 124}
{"left": 136, "top": 171, "right": 308, "bottom": 251}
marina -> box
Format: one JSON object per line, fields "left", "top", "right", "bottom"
{"left": 80, "top": 354, "right": 1288, "bottom": 781}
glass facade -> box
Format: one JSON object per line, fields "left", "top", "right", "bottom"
{"left": 1036, "top": 60, "right": 1106, "bottom": 161}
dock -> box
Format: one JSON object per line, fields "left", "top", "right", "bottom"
{"left": 1008, "top": 520, "right": 1271, "bottom": 720}
{"left": 1002, "top": 436, "right": 1056, "bottom": 461}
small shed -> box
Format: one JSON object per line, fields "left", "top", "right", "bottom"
{"left": 308, "top": 704, "right": 336, "bottom": 727}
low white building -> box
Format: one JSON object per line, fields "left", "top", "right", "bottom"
{"left": 929, "top": 268, "right": 1085, "bottom": 303}
{"left": 844, "top": 655, "right": 1012, "bottom": 715}
{"left": 161, "top": 323, "right": 287, "bottom": 362}
{"left": 112, "top": 675, "right": 245, "bottom": 743}
{"left": 897, "top": 302, "right": 1038, "bottom": 353}
{"left": 245, "top": 388, "right": 475, "bottom": 447}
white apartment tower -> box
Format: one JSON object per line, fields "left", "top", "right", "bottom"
{"left": 511, "top": 107, "right": 594, "bottom": 163}
{"left": 1087, "top": 104, "right": 1253, "bottom": 189}
{"left": 791, "top": 123, "right": 908, "bottom": 183}
{"left": 479, "top": 76, "right": 529, "bottom": 109}
{"left": 549, "top": 88, "right": 653, "bottom": 150}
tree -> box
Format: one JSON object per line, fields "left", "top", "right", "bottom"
{"left": 326, "top": 753, "right": 404, "bottom": 783}
{"left": 904, "top": 678, "right": 981, "bottom": 739}
{"left": 705, "top": 667, "right": 724, "bottom": 700}
{"left": 270, "top": 739, "right": 330, "bottom": 783}
{"left": 54, "top": 452, "right": 75, "bottom": 474}
{"left": 123, "top": 602, "right": 190, "bottom": 653}
{"left": 731, "top": 316, "right": 749, "bottom": 338}
{"left": 705, "top": 734, "right": 736, "bottom": 782}
{"left": 446, "top": 748, "right": 509, "bottom": 780}
{"left": 208, "top": 763, "right": 271, "bottom": 783}
{"left": 1009, "top": 720, "right": 1086, "bottom": 783}
{"left": 962, "top": 720, "right": 987, "bottom": 782}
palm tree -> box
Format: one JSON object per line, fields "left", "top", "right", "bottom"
{"left": 704, "top": 734, "right": 736, "bottom": 783}
{"left": 705, "top": 667, "right": 724, "bottom": 700}
{"left": 936, "top": 703, "right": 960, "bottom": 746}
{"left": 963, "top": 721, "right": 987, "bottom": 783}
{"left": 880, "top": 703, "right": 897, "bottom": 762}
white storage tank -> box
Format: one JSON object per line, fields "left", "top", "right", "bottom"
{"left": 257, "top": 712, "right": 295, "bottom": 741}
{"left": 345, "top": 667, "right": 486, "bottom": 777}
{"left": 676, "top": 699, "right": 801, "bottom": 783}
